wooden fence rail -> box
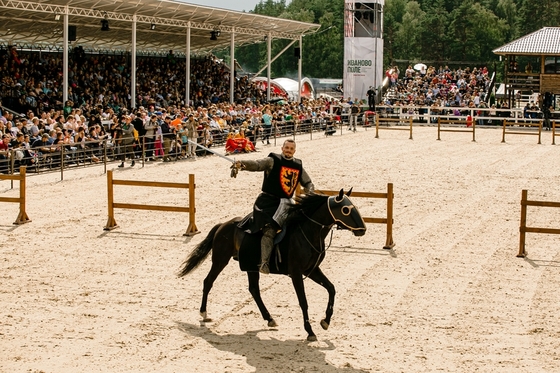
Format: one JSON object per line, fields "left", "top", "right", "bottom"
{"left": 437, "top": 118, "right": 476, "bottom": 142}
{"left": 0, "top": 166, "right": 31, "bottom": 225}
{"left": 104, "top": 171, "right": 199, "bottom": 236}
{"left": 517, "top": 189, "right": 560, "bottom": 257}
{"left": 502, "top": 120, "right": 542, "bottom": 144}
{"left": 298, "top": 183, "right": 395, "bottom": 250}
{"left": 375, "top": 116, "right": 413, "bottom": 140}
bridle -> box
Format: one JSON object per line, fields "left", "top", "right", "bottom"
{"left": 327, "top": 195, "right": 364, "bottom": 232}
{"left": 297, "top": 197, "right": 341, "bottom": 279}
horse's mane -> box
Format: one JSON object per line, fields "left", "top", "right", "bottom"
{"left": 285, "top": 193, "right": 329, "bottom": 225}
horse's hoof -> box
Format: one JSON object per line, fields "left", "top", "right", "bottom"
{"left": 320, "top": 319, "right": 329, "bottom": 330}
{"left": 200, "top": 312, "right": 212, "bottom": 322}
{"left": 268, "top": 319, "right": 278, "bottom": 327}
{"left": 307, "top": 335, "right": 317, "bottom": 342}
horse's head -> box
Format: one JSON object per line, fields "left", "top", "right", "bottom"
{"left": 327, "top": 188, "right": 366, "bottom": 236}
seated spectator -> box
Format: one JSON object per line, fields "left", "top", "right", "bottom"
{"left": 0, "top": 134, "right": 11, "bottom": 173}
{"left": 225, "top": 128, "right": 255, "bottom": 155}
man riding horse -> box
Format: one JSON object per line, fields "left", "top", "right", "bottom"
{"left": 234, "top": 139, "right": 314, "bottom": 274}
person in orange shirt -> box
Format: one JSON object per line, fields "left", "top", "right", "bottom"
{"left": 171, "top": 112, "right": 184, "bottom": 129}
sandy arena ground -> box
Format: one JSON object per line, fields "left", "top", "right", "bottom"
{"left": 1, "top": 126, "right": 560, "bottom": 373}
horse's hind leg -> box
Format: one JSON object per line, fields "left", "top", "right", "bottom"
{"left": 200, "top": 258, "right": 230, "bottom": 322}
{"left": 247, "top": 272, "right": 277, "bottom": 327}
{"left": 307, "top": 268, "right": 335, "bottom": 330}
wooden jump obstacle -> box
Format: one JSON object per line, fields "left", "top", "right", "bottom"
{"left": 517, "top": 190, "right": 560, "bottom": 257}
{"left": 0, "top": 166, "right": 31, "bottom": 225}
{"left": 437, "top": 118, "right": 476, "bottom": 141}
{"left": 552, "top": 121, "right": 559, "bottom": 145}
{"left": 375, "top": 116, "right": 413, "bottom": 139}
{"left": 297, "top": 183, "right": 395, "bottom": 250}
{"left": 104, "top": 171, "right": 199, "bottom": 236}
{"left": 502, "top": 119, "right": 542, "bottom": 144}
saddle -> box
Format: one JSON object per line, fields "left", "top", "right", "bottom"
{"left": 236, "top": 212, "right": 289, "bottom": 274}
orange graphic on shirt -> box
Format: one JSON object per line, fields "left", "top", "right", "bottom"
{"left": 280, "top": 166, "right": 300, "bottom": 196}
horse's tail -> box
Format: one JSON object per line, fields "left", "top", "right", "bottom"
{"left": 177, "top": 223, "right": 221, "bottom": 277}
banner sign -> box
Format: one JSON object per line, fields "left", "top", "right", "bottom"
{"left": 343, "top": 0, "right": 384, "bottom": 101}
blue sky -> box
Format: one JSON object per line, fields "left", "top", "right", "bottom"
{"left": 184, "top": 0, "right": 263, "bottom": 12}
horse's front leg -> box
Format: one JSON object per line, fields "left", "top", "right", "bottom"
{"left": 247, "top": 272, "right": 277, "bottom": 327}
{"left": 306, "top": 268, "right": 335, "bottom": 330}
{"left": 291, "top": 274, "right": 316, "bottom": 341}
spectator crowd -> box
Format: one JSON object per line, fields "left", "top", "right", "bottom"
{"left": 5, "top": 44, "right": 547, "bottom": 175}
{"left": 0, "top": 46, "right": 345, "bottom": 173}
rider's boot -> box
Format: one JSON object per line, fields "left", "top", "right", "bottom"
{"left": 259, "top": 226, "right": 275, "bottom": 274}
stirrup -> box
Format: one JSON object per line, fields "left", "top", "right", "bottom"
{"left": 259, "top": 262, "right": 270, "bottom": 274}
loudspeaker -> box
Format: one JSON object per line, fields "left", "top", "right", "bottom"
{"left": 294, "top": 47, "right": 300, "bottom": 59}
{"left": 68, "top": 25, "right": 77, "bottom": 41}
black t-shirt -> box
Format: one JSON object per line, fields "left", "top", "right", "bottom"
{"left": 132, "top": 117, "right": 145, "bottom": 137}
{"left": 261, "top": 153, "right": 303, "bottom": 199}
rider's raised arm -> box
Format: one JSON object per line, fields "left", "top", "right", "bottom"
{"left": 238, "top": 157, "right": 273, "bottom": 172}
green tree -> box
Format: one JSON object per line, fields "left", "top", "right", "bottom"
{"left": 517, "top": 0, "right": 560, "bottom": 36}
{"left": 232, "top": 0, "right": 558, "bottom": 79}
{"left": 394, "top": 2, "right": 425, "bottom": 61}
{"left": 419, "top": 0, "right": 451, "bottom": 62}
{"left": 447, "top": 0, "right": 506, "bottom": 63}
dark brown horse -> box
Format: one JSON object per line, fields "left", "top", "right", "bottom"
{"left": 178, "top": 189, "right": 366, "bottom": 341}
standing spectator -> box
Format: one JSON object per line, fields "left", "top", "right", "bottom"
{"left": 543, "top": 105, "right": 552, "bottom": 131}
{"left": 118, "top": 116, "right": 135, "bottom": 167}
{"left": 144, "top": 114, "right": 158, "bottom": 161}
{"left": 262, "top": 108, "right": 273, "bottom": 145}
{"left": 160, "top": 115, "right": 176, "bottom": 162}
{"left": 367, "top": 86, "right": 376, "bottom": 111}
{"left": 132, "top": 111, "right": 146, "bottom": 158}
{"left": 184, "top": 113, "right": 198, "bottom": 158}
{"left": 349, "top": 99, "right": 360, "bottom": 132}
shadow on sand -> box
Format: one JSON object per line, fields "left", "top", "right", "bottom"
{"left": 175, "top": 321, "right": 370, "bottom": 373}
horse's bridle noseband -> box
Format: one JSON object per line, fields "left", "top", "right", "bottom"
{"left": 327, "top": 195, "right": 363, "bottom": 232}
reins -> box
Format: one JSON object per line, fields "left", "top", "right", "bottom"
{"left": 299, "top": 210, "right": 335, "bottom": 280}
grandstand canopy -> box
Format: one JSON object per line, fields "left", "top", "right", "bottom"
{"left": 493, "top": 27, "right": 560, "bottom": 56}
{"left": 0, "top": 0, "right": 321, "bottom": 54}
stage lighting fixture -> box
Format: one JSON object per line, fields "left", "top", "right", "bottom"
{"left": 55, "top": 14, "right": 60, "bottom": 21}
{"left": 101, "top": 19, "right": 109, "bottom": 31}
{"left": 150, "top": 23, "right": 156, "bottom": 30}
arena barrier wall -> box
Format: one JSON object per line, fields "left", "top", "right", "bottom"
{"left": 517, "top": 189, "right": 560, "bottom": 257}
{"left": 502, "top": 120, "right": 542, "bottom": 144}
{"left": 0, "top": 166, "right": 31, "bottom": 225}
{"left": 375, "top": 116, "right": 413, "bottom": 140}
{"left": 297, "top": 183, "right": 395, "bottom": 250}
{"left": 437, "top": 118, "right": 476, "bottom": 142}
{"left": 104, "top": 171, "right": 199, "bottom": 236}
{"left": 552, "top": 121, "right": 559, "bottom": 145}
